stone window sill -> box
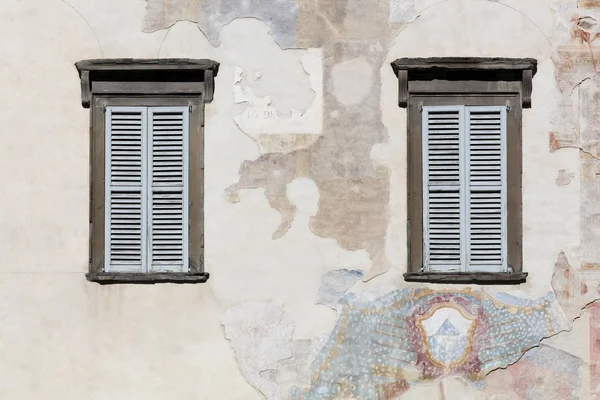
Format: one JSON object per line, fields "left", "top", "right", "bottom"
{"left": 86, "top": 272, "right": 210, "bottom": 284}
{"left": 403, "top": 272, "right": 528, "bottom": 285}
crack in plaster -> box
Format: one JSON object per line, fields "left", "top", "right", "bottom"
{"left": 60, "top": 0, "right": 104, "bottom": 57}
{"left": 554, "top": 144, "right": 600, "bottom": 159}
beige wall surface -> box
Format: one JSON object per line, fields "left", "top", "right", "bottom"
{"left": 0, "top": 0, "right": 599, "bottom": 398}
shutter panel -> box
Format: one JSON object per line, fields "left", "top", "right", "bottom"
{"left": 105, "top": 107, "right": 148, "bottom": 272}
{"left": 422, "top": 106, "right": 466, "bottom": 272}
{"left": 466, "top": 107, "right": 507, "bottom": 272}
{"left": 147, "top": 107, "right": 189, "bottom": 272}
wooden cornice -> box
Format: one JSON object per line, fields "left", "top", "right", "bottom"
{"left": 75, "top": 58, "right": 220, "bottom": 108}
{"left": 391, "top": 57, "right": 537, "bottom": 108}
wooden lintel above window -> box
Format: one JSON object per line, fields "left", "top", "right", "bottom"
{"left": 390, "top": 57, "right": 537, "bottom": 108}
{"left": 75, "top": 58, "right": 220, "bottom": 108}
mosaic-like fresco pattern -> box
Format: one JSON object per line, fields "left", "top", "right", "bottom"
{"left": 291, "top": 289, "right": 569, "bottom": 399}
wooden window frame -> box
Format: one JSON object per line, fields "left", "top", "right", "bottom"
{"left": 391, "top": 58, "right": 536, "bottom": 284}
{"left": 76, "top": 59, "right": 219, "bottom": 284}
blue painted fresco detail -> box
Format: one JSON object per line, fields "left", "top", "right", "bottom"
{"left": 291, "top": 289, "right": 569, "bottom": 399}
{"left": 199, "top": 0, "right": 298, "bottom": 48}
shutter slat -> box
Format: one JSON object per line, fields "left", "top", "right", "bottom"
{"left": 148, "top": 108, "right": 189, "bottom": 273}
{"left": 466, "top": 108, "right": 507, "bottom": 272}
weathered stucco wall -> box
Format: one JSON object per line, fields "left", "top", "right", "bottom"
{"left": 0, "top": 0, "right": 599, "bottom": 398}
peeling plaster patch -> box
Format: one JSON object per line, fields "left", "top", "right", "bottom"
{"left": 248, "top": 134, "right": 321, "bottom": 155}
{"left": 261, "top": 339, "right": 315, "bottom": 398}
{"left": 226, "top": 153, "right": 300, "bottom": 239}
{"left": 228, "top": 6, "right": 392, "bottom": 281}
{"left": 556, "top": 169, "right": 576, "bottom": 185}
{"left": 581, "top": 161, "right": 600, "bottom": 268}
{"left": 552, "top": 252, "right": 574, "bottom": 316}
{"left": 550, "top": 6, "right": 600, "bottom": 151}
{"left": 577, "top": 68, "right": 600, "bottom": 274}
{"left": 268, "top": 195, "right": 297, "bottom": 240}
{"left": 233, "top": 49, "right": 323, "bottom": 154}
{"left": 483, "top": 344, "right": 583, "bottom": 400}
{"left": 222, "top": 300, "right": 294, "bottom": 400}
{"left": 330, "top": 57, "right": 373, "bottom": 106}
{"left": 311, "top": 172, "right": 390, "bottom": 281}
{"left": 389, "top": 0, "right": 418, "bottom": 23}
{"left": 291, "top": 289, "right": 569, "bottom": 399}
{"left": 198, "top": 0, "right": 298, "bottom": 48}
{"left": 222, "top": 21, "right": 314, "bottom": 116}
{"left": 580, "top": 73, "right": 600, "bottom": 143}
{"left": 316, "top": 269, "right": 364, "bottom": 310}
{"left": 552, "top": 251, "right": 600, "bottom": 321}
{"left": 143, "top": 0, "right": 200, "bottom": 32}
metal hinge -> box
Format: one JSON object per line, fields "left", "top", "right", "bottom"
{"left": 505, "top": 100, "right": 511, "bottom": 112}
{"left": 189, "top": 105, "right": 193, "bottom": 112}
{"left": 418, "top": 101, "right": 424, "bottom": 112}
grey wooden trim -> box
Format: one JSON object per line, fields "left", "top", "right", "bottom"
{"left": 406, "top": 95, "right": 523, "bottom": 283}
{"left": 521, "top": 69, "right": 533, "bottom": 108}
{"left": 92, "top": 81, "right": 205, "bottom": 95}
{"left": 403, "top": 272, "right": 527, "bottom": 284}
{"left": 89, "top": 95, "right": 206, "bottom": 283}
{"left": 80, "top": 70, "right": 91, "bottom": 108}
{"left": 506, "top": 100, "right": 523, "bottom": 276}
{"left": 95, "top": 97, "right": 200, "bottom": 107}
{"left": 407, "top": 99, "right": 423, "bottom": 273}
{"left": 86, "top": 272, "right": 210, "bottom": 284}
{"left": 76, "top": 58, "right": 219, "bottom": 108}
{"left": 397, "top": 69, "right": 408, "bottom": 108}
{"left": 391, "top": 57, "right": 537, "bottom": 74}
{"left": 391, "top": 57, "right": 537, "bottom": 109}
{"left": 90, "top": 99, "right": 105, "bottom": 277}
{"left": 76, "top": 58, "right": 219, "bottom": 71}
{"left": 188, "top": 101, "right": 205, "bottom": 275}
{"left": 204, "top": 69, "right": 215, "bottom": 103}
{"left": 408, "top": 80, "right": 522, "bottom": 94}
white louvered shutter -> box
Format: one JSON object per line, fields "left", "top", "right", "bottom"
{"left": 422, "top": 105, "right": 507, "bottom": 273}
{"left": 105, "top": 107, "right": 148, "bottom": 272}
{"left": 465, "top": 107, "right": 507, "bottom": 272}
{"left": 422, "top": 106, "right": 466, "bottom": 272}
{"left": 147, "top": 107, "right": 189, "bottom": 272}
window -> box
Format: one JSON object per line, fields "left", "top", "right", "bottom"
{"left": 76, "top": 59, "right": 219, "bottom": 283}
{"left": 391, "top": 58, "right": 536, "bottom": 284}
